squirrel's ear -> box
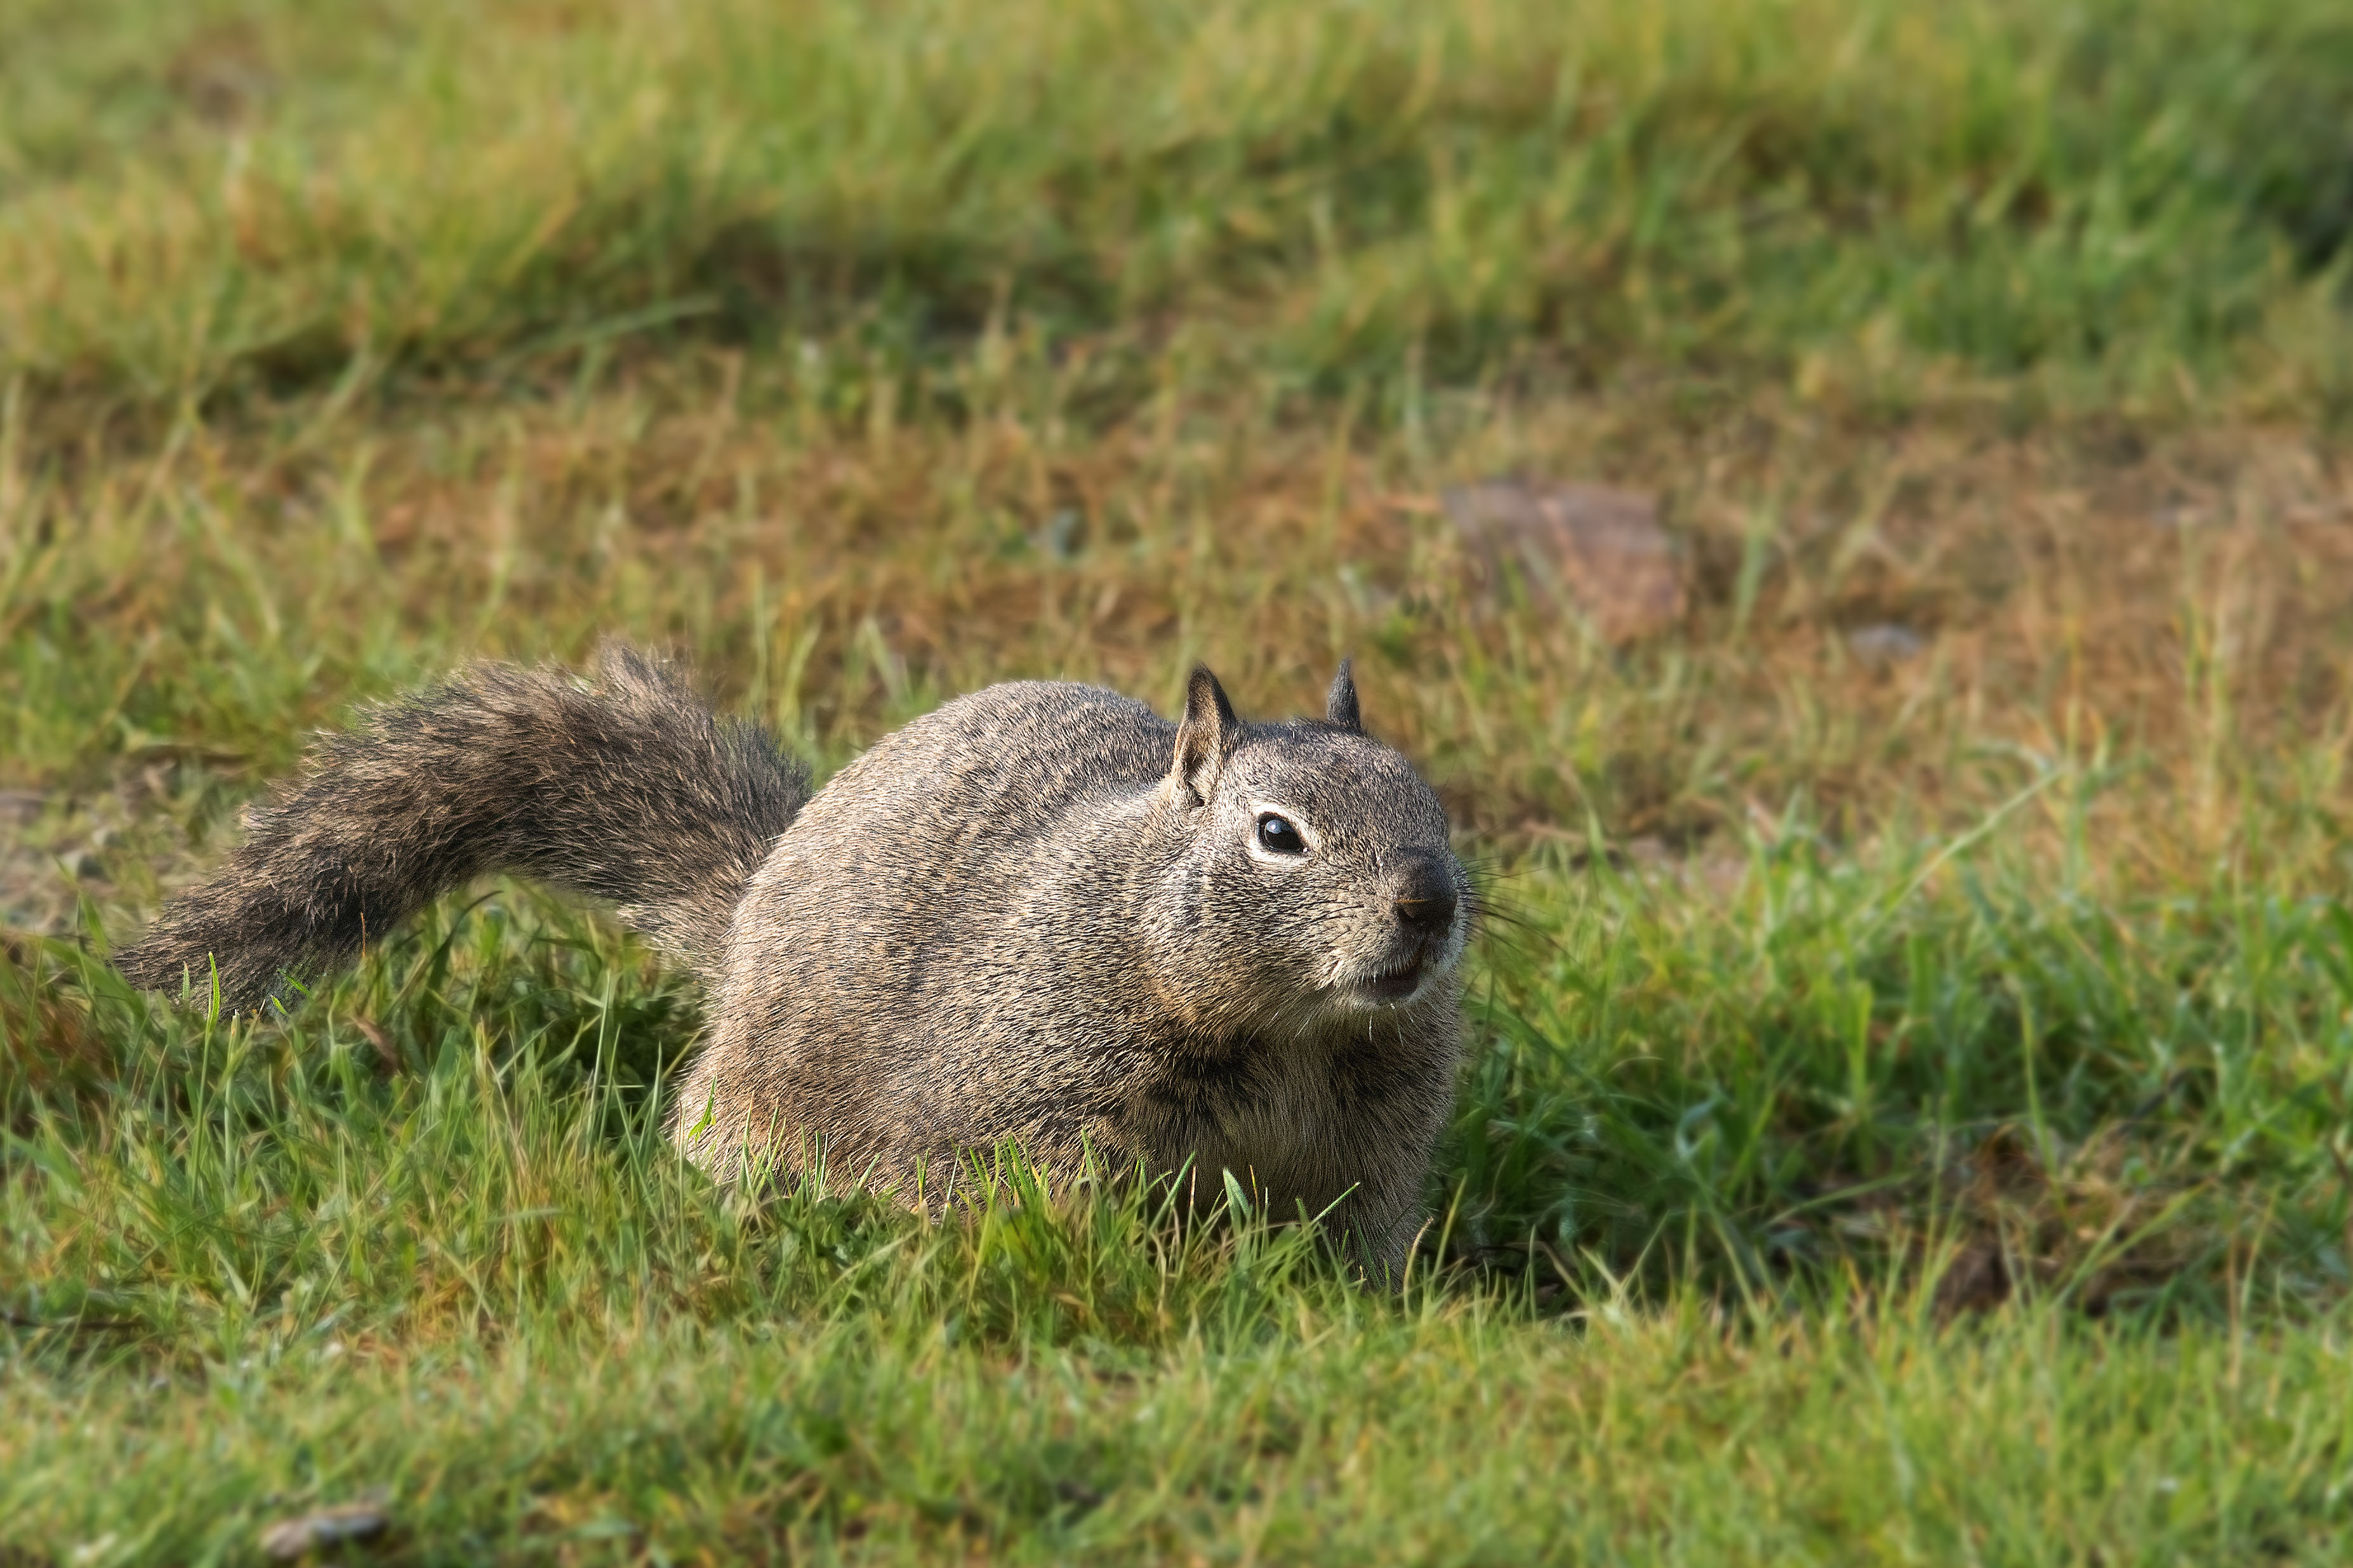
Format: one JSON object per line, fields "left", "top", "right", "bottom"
{"left": 1172, "top": 664, "right": 1240, "bottom": 805}
{"left": 1325, "top": 658, "right": 1363, "bottom": 734}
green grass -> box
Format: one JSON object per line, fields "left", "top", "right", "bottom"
{"left": 10, "top": 851, "right": 2353, "bottom": 1561}
{"left": 4, "top": 0, "right": 2352, "bottom": 414}
{"left": 7, "top": 1, "right": 2353, "bottom": 1562}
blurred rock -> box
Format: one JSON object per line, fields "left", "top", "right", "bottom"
{"left": 259, "top": 1498, "right": 389, "bottom": 1560}
{"left": 1846, "top": 623, "right": 1926, "bottom": 665}
{"left": 1442, "top": 480, "right": 1683, "bottom": 643}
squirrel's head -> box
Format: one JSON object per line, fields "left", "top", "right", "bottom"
{"left": 1151, "top": 662, "right": 1471, "bottom": 1028}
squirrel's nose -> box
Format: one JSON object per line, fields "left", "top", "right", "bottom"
{"left": 1390, "top": 853, "right": 1457, "bottom": 934}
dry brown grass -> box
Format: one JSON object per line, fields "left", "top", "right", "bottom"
{"left": 8, "top": 353, "right": 2349, "bottom": 908}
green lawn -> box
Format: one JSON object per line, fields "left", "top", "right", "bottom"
{"left": 6, "top": 1, "right": 2353, "bottom": 1562}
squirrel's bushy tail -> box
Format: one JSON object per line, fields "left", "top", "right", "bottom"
{"left": 118, "top": 645, "right": 807, "bottom": 1011}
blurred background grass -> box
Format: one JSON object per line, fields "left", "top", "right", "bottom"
{"left": 3, "top": 0, "right": 2352, "bottom": 409}
{"left": 6, "top": 0, "right": 2353, "bottom": 1560}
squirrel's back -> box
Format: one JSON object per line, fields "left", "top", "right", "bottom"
{"left": 802, "top": 678, "right": 1176, "bottom": 879}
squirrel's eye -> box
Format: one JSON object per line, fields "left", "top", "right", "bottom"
{"left": 1255, "top": 813, "right": 1306, "bottom": 855}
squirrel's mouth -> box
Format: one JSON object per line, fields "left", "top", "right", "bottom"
{"left": 1352, "top": 956, "right": 1428, "bottom": 1005}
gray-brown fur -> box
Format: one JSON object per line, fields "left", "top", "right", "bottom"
{"left": 117, "top": 646, "right": 807, "bottom": 1009}
{"left": 124, "top": 648, "right": 1472, "bottom": 1271}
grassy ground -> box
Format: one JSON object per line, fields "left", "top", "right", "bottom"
{"left": 7, "top": 1, "right": 2353, "bottom": 1562}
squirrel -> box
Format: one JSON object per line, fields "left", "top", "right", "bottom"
{"left": 118, "top": 646, "right": 1474, "bottom": 1270}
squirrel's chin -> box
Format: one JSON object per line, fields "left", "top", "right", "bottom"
{"left": 1337, "top": 958, "right": 1431, "bottom": 1008}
